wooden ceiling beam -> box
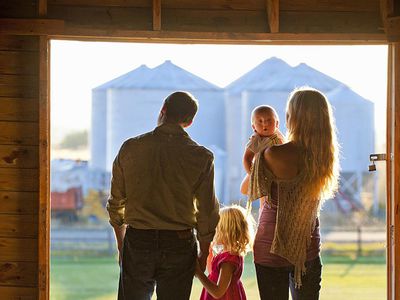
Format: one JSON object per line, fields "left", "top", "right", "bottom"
{"left": 0, "top": 17, "right": 386, "bottom": 44}
{"left": 0, "top": 19, "right": 64, "bottom": 36}
{"left": 153, "top": 0, "right": 161, "bottom": 31}
{"left": 38, "top": 0, "right": 48, "bottom": 17}
{"left": 266, "top": 0, "right": 279, "bottom": 33}
{"left": 380, "top": 0, "right": 400, "bottom": 41}
{"left": 50, "top": 31, "right": 386, "bottom": 45}
{"left": 387, "top": 16, "right": 400, "bottom": 41}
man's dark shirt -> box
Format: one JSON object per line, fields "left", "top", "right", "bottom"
{"left": 107, "top": 123, "right": 220, "bottom": 242}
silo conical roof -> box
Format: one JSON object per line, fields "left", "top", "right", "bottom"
{"left": 93, "top": 64, "right": 152, "bottom": 90}
{"left": 226, "top": 57, "right": 292, "bottom": 94}
{"left": 266, "top": 63, "right": 343, "bottom": 92}
{"left": 327, "top": 85, "right": 374, "bottom": 105}
{"left": 226, "top": 57, "right": 344, "bottom": 93}
{"left": 94, "top": 60, "right": 220, "bottom": 91}
{"left": 143, "top": 60, "right": 221, "bottom": 90}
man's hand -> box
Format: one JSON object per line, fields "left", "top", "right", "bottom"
{"left": 198, "top": 241, "right": 211, "bottom": 272}
{"left": 194, "top": 259, "right": 203, "bottom": 278}
{"left": 198, "top": 251, "right": 208, "bottom": 272}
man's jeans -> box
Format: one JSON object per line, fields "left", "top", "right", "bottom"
{"left": 255, "top": 256, "right": 322, "bottom": 300}
{"left": 118, "top": 227, "right": 197, "bottom": 300}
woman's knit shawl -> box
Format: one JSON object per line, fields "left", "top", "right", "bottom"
{"left": 248, "top": 152, "right": 320, "bottom": 288}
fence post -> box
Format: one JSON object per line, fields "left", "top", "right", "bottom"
{"left": 357, "top": 226, "right": 362, "bottom": 257}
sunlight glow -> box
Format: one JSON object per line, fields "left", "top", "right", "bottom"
{"left": 50, "top": 41, "right": 387, "bottom": 145}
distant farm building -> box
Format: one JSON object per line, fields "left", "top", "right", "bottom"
{"left": 89, "top": 60, "right": 227, "bottom": 201}
{"left": 52, "top": 57, "right": 376, "bottom": 211}
{"left": 225, "top": 57, "right": 375, "bottom": 211}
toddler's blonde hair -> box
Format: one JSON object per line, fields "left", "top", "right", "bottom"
{"left": 214, "top": 205, "right": 255, "bottom": 256}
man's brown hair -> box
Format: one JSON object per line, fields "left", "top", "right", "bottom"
{"left": 163, "top": 91, "right": 199, "bottom": 124}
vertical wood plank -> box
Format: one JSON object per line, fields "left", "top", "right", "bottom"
{"left": 38, "top": 36, "right": 49, "bottom": 300}
{"left": 386, "top": 43, "right": 393, "bottom": 300}
{"left": 266, "top": 0, "right": 279, "bottom": 33}
{"left": 387, "top": 42, "right": 400, "bottom": 300}
{"left": 153, "top": 0, "right": 161, "bottom": 31}
{"left": 38, "top": 0, "right": 47, "bottom": 17}
{"left": 393, "top": 42, "right": 400, "bottom": 300}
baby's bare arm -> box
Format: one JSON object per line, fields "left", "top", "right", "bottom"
{"left": 243, "top": 148, "right": 255, "bottom": 174}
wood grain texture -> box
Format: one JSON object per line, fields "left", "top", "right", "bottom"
{"left": 39, "top": 0, "right": 48, "bottom": 16}
{"left": 391, "top": 41, "right": 400, "bottom": 300}
{"left": 0, "top": 35, "right": 39, "bottom": 52}
{"left": 0, "top": 169, "right": 39, "bottom": 192}
{"left": 386, "top": 43, "right": 393, "bottom": 300}
{"left": 266, "top": 0, "right": 279, "bottom": 33}
{"left": 153, "top": 0, "right": 161, "bottom": 30}
{"left": 280, "top": 0, "right": 379, "bottom": 12}
{"left": 0, "top": 1, "right": 38, "bottom": 18}
{"left": 0, "top": 51, "right": 38, "bottom": 75}
{"left": 48, "top": 7, "right": 382, "bottom": 34}
{"left": 163, "top": 9, "right": 268, "bottom": 32}
{"left": 0, "top": 98, "right": 38, "bottom": 122}
{"left": 0, "top": 286, "right": 37, "bottom": 300}
{"left": 0, "top": 191, "right": 38, "bottom": 214}
{"left": 0, "top": 74, "right": 38, "bottom": 98}
{"left": 387, "top": 16, "right": 400, "bottom": 42}
{"left": 0, "top": 121, "right": 39, "bottom": 146}
{"left": 0, "top": 146, "right": 39, "bottom": 169}
{"left": 47, "top": 0, "right": 379, "bottom": 12}
{"left": 48, "top": 5, "right": 152, "bottom": 29}
{"left": 38, "top": 36, "right": 50, "bottom": 300}
{"left": 0, "top": 261, "right": 37, "bottom": 286}
{"left": 0, "top": 19, "right": 65, "bottom": 37}
{"left": 0, "top": 215, "right": 38, "bottom": 238}
{"left": 53, "top": 29, "right": 386, "bottom": 44}
{"left": 0, "top": 237, "right": 38, "bottom": 262}
{"left": 279, "top": 11, "right": 382, "bottom": 33}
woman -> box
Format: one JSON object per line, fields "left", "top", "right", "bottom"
{"left": 246, "top": 87, "right": 339, "bottom": 300}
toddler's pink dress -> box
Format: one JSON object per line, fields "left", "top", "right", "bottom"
{"left": 200, "top": 252, "right": 246, "bottom": 300}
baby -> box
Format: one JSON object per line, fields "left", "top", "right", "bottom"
{"left": 241, "top": 105, "right": 284, "bottom": 199}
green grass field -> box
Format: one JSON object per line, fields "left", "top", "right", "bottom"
{"left": 50, "top": 254, "right": 386, "bottom": 300}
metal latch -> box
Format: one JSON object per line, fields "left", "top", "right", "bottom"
{"left": 368, "top": 153, "right": 387, "bottom": 172}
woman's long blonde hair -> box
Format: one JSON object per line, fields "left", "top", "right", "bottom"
{"left": 213, "top": 205, "right": 255, "bottom": 256}
{"left": 286, "top": 87, "right": 339, "bottom": 202}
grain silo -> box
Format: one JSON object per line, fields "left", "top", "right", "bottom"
{"left": 90, "top": 64, "right": 151, "bottom": 171}
{"left": 90, "top": 60, "right": 228, "bottom": 202}
{"left": 226, "top": 58, "right": 375, "bottom": 211}
{"left": 224, "top": 57, "right": 292, "bottom": 203}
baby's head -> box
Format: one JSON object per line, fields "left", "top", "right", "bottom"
{"left": 214, "top": 205, "right": 255, "bottom": 256}
{"left": 251, "top": 105, "right": 279, "bottom": 137}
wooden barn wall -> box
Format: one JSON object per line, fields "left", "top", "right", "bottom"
{"left": 0, "top": 0, "right": 397, "bottom": 299}
{"left": 44, "top": 0, "right": 382, "bottom": 34}
{"left": 0, "top": 35, "right": 40, "bottom": 299}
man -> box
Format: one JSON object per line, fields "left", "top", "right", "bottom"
{"left": 107, "top": 91, "right": 220, "bottom": 300}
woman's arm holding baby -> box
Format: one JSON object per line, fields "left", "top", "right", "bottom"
{"left": 243, "top": 148, "right": 255, "bottom": 174}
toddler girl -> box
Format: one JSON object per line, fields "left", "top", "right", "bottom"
{"left": 196, "top": 205, "right": 255, "bottom": 300}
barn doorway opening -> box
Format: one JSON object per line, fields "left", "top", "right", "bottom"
{"left": 49, "top": 40, "right": 388, "bottom": 300}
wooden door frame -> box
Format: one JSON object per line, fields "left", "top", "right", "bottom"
{"left": 39, "top": 36, "right": 398, "bottom": 300}
{"left": 387, "top": 42, "right": 400, "bottom": 300}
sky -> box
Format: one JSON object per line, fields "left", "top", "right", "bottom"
{"left": 50, "top": 41, "right": 388, "bottom": 145}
